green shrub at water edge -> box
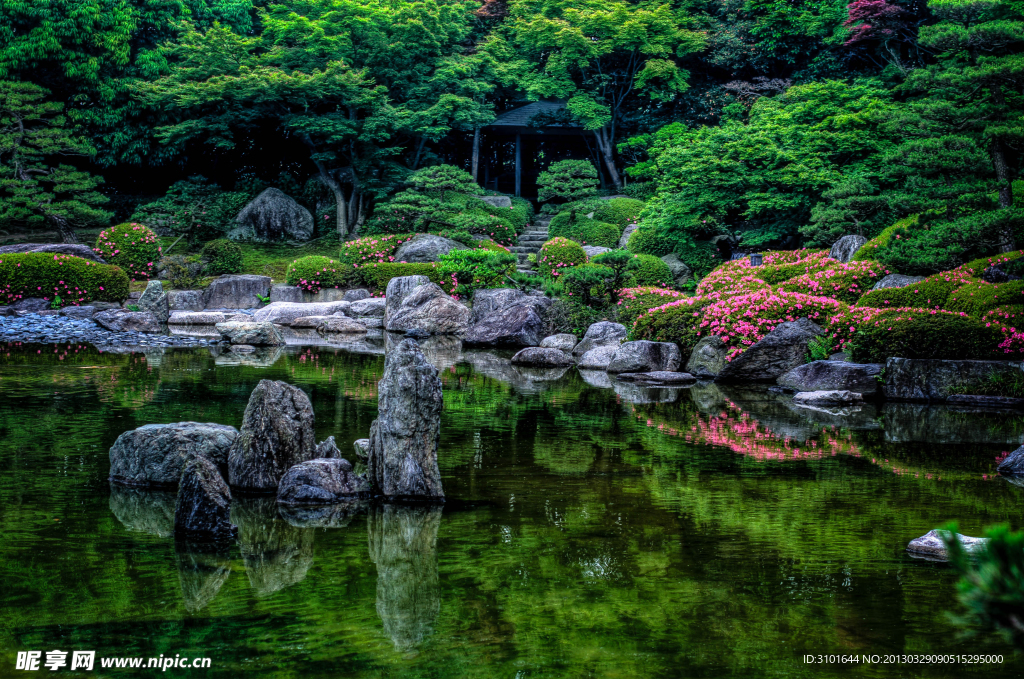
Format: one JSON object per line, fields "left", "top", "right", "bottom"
{"left": 200, "top": 239, "right": 243, "bottom": 275}
{"left": 0, "top": 253, "right": 129, "bottom": 305}
{"left": 286, "top": 256, "right": 357, "bottom": 293}
{"left": 357, "top": 262, "right": 445, "bottom": 292}
{"left": 538, "top": 237, "right": 587, "bottom": 278}
{"left": 435, "top": 249, "right": 516, "bottom": 299}
{"left": 629, "top": 296, "right": 711, "bottom": 355}
{"left": 848, "top": 309, "right": 1000, "bottom": 363}
{"left": 94, "top": 222, "right": 161, "bottom": 281}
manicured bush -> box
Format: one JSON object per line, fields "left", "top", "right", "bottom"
{"left": 340, "top": 233, "right": 416, "bottom": 264}
{"left": 778, "top": 260, "right": 891, "bottom": 304}
{"left": 848, "top": 308, "right": 1000, "bottom": 362}
{"left": 548, "top": 211, "right": 575, "bottom": 239}
{"left": 855, "top": 276, "right": 964, "bottom": 310}
{"left": 573, "top": 220, "right": 620, "bottom": 248}
{"left": 629, "top": 295, "right": 711, "bottom": 355}
{"left": 851, "top": 215, "right": 919, "bottom": 262}
{"left": 591, "top": 198, "right": 644, "bottom": 230}
{"left": 538, "top": 237, "right": 587, "bottom": 278}
{"left": 627, "top": 225, "right": 672, "bottom": 257}
{"left": 200, "top": 238, "right": 243, "bottom": 275}
{"left": 477, "top": 239, "right": 511, "bottom": 253}
{"left": 434, "top": 229, "right": 477, "bottom": 247}
{"left": 617, "top": 286, "right": 687, "bottom": 328}
{"left": 625, "top": 254, "right": 673, "bottom": 288}
{"left": 537, "top": 159, "right": 599, "bottom": 203}
{"left": 560, "top": 264, "right": 616, "bottom": 307}
{"left": 435, "top": 249, "right": 516, "bottom": 299}
{"left": 94, "top": 222, "right": 161, "bottom": 281}
{"left": 162, "top": 255, "right": 206, "bottom": 289}
{"left": 475, "top": 196, "right": 532, "bottom": 232}
{"left": 286, "top": 256, "right": 358, "bottom": 294}
{"left": 0, "top": 253, "right": 129, "bottom": 306}
{"left": 452, "top": 212, "right": 516, "bottom": 245}
{"left": 983, "top": 305, "right": 1024, "bottom": 327}
{"left": 945, "top": 280, "right": 1024, "bottom": 316}
{"left": 357, "top": 262, "right": 445, "bottom": 292}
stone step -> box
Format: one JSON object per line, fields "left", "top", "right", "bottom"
{"left": 518, "top": 235, "right": 548, "bottom": 242}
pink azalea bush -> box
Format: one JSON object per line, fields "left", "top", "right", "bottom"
{"left": 617, "top": 286, "right": 687, "bottom": 327}
{"left": 339, "top": 233, "right": 415, "bottom": 265}
{"left": 538, "top": 237, "right": 587, "bottom": 278}
{"left": 0, "top": 253, "right": 129, "bottom": 306}
{"left": 778, "top": 260, "right": 890, "bottom": 304}
{"left": 286, "top": 256, "right": 356, "bottom": 293}
{"left": 93, "top": 222, "right": 161, "bottom": 281}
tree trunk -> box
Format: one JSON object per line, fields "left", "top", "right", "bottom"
{"left": 471, "top": 128, "right": 481, "bottom": 184}
{"left": 49, "top": 213, "right": 79, "bottom": 244}
{"left": 594, "top": 128, "right": 622, "bottom": 190}
{"left": 411, "top": 137, "right": 427, "bottom": 171}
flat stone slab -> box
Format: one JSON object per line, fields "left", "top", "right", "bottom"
{"left": 793, "top": 390, "right": 864, "bottom": 407}
{"left": 615, "top": 371, "right": 697, "bottom": 385}
{"left": 907, "top": 529, "right": 989, "bottom": 561}
{"left": 290, "top": 315, "right": 334, "bottom": 328}
{"left": 168, "top": 311, "right": 227, "bottom": 325}
{"left": 945, "top": 394, "right": 1024, "bottom": 409}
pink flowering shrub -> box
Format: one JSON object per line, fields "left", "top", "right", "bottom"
{"left": 617, "top": 286, "right": 687, "bottom": 327}
{"left": 0, "top": 253, "right": 129, "bottom": 306}
{"left": 286, "top": 256, "right": 357, "bottom": 293}
{"left": 538, "top": 237, "right": 587, "bottom": 278}
{"left": 93, "top": 222, "right": 160, "bottom": 281}
{"left": 339, "top": 233, "right": 415, "bottom": 265}
{"left": 825, "top": 305, "right": 887, "bottom": 351}
{"left": 778, "top": 260, "right": 890, "bottom": 304}
{"left": 629, "top": 295, "right": 711, "bottom": 353}
{"left": 757, "top": 249, "right": 835, "bottom": 284}
{"left": 944, "top": 279, "right": 1024, "bottom": 316}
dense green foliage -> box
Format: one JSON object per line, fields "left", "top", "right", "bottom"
{"left": 0, "top": 252, "right": 128, "bottom": 305}
{"left": 538, "top": 237, "right": 587, "bottom": 278}
{"left": 93, "top": 222, "right": 160, "bottom": 280}
{"left": 848, "top": 309, "right": 1001, "bottom": 362}
{"left": 132, "top": 177, "right": 250, "bottom": 245}
{"left": 356, "top": 262, "right": 445, "bottom": 292}
{"left": 435, "top": 248, "right": 516, "bottom": 299}
{"left": 536, "top": 160, "right": 599, "bottom": 203}
{"left": 200, "top": 238, "right": 243, "bottom": 275}
{"left": 286, "top": 256, "right": 356, "bottom": 294}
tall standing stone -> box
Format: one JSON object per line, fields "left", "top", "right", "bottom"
{"left": 233, "top": 188, "right": 314, "bottom": 242}
{"left": 174, "top": 455, "right": 235, "bottom": 541}
{"left": 137, "top": 280, "right": 169, "bottom": 323}
{"left": 228, "top": 380, "right": 317, "bottom": 491}
{"left": 367, "top": 339, "right": 444, "bottom": 501}
{"left": 384, "top": 275, "right": 431, "bottom": 325}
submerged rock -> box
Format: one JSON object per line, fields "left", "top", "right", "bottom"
{"left": 367, "top": 339, "right": 444, "bottom": 501}
{"left": 279, "top": 499, "right": 368, "bottom": 528}
{"left": 276, "top": 458, "right": 370, "bottom": 504}
{"left": 614, "top": 371, "right": 696, "bottom": 385}
{"left": 907, "top": 529, "right": 989, "bottom": 561}
{"left": 606, "top": 341, "right": 681, "bottom": 374}
{"left": 717, "top": 318, "right": 823, "bottom": 383}
{"left": 686, "top": 335, "right": 729, "bottom": 379}
{"left": 109, "top": 422, "right": 238, "bottom": 488}
{"left": 228, "top": 380, "right": 317, "bottom": 491}
{"left": 174, "top": 455, "right": 236, "bottom": 541}
{"left": 510, "top": 347, "right": 574, "bottom": 367}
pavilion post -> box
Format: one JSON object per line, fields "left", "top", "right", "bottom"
{"left": 471, "top": 128, "right": 481, "bottom": 184}
{"left": 515, "top": 133, "right": 521, "bottom": 197}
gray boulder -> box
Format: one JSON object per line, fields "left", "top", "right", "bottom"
{"left": 572, "top": 321, "right": 627, "bottom": 359}
{"left": 997, "top": 445, "right": 1024, "bottom": 475}
{"left": 353, "top": 438, "right": 370, "bottom": 461}
{"left": 792, "top": 390, "right": 864, "bottom": 407}
{"left": 252, "top": 300, "right": 351, "bottom": 325}
{"left": 583, "top": 246, "right": 611, "bottom": 258}
{"left": 539, "top": 333, "right": 578, "bottom": 353}
{"left": 393, "top": 234, "right": 468, "bottom": 263}
{"left": 828, "top": 234, "right": 868, "bottom": 263}
{"left": 468, "top": 288, "right": 547, "bottom": 324}
{"left": 0, "top": 242, "right": 106, "bottom": 263}
{"left": 577, "top": 345, "right": 619, "bottom": 370}
{"left": 233, "top": 188, "right": 314, "bottom": 242}
{"left": 203, "top": 275, "right": 272, "bottom": 309}
{"left": 60, "top": 306, "right": 96, "bottom": 319}
{"left": 884, "top": 358, "right": 1023, "bottom": 402}
{"left": 464, "top": 291, "right": 549, "bottom": 347}
{"left": 290, "top": 315, "right": 334, "bottom": 328}
{"left": 384, "top": 283, "right": 470, "bottom": 335}
{"left": 315, "top": 436, "right": 341, "bottom": 458}
{"left": 982, "top": 265, "right": 1020, "bottom": 284}
{"left": 367, "top": 339, "right": 444, "bottom": 501}
{"left": 174, "top": 456, "right": 236, "bottom": 541}
{"left": 316, "top": 317, "right": 368, "bottom": 334}
{"left": 510, "top": 347, "right": 574, "bottom": 367}
{"left": 619, "top": 223, "right": 638, "bottom": 249}
{"left": 660, "top": 253, "right": 692, "bottom": 286}
{"left": 777, "top": 360, "right": 883, "bottom": 396}
{"left": 717, "top": 318, "right": 824, "bottom": 383}
{"left": 686, "top": 335, "right": 729, "bottom": 378}
{"left": 228, "top": 380, "right": 318, "bottom": 491}
{"left": 168, "top": 311, "right": 226, "bottom": 325}
{"left": 385, "top": 275, "right": 431, "bottom": 325}
{"left": 343, "top": 288, "right": 372, "bottom": 302}
{"left": 168, "top": 290, "right": 204, "bottom": 311}
{"left": 907, "top": 529, "right": 989, "bottom": 561}
{"left": 476, "top": 195, "right": 512, "bottom": 208}
{"left": 606, "top": 341, "right": 681, "bottom": 374}
{"left": 872, "top": 274, "right": 925, "bottom": 290}
{"left": 615, "top": 371, "right": 696, "bottom": 385}
{"left": 137, "top": 280, "right": 169, "bottom": 323}
{"left": 109, "top": 422, "right": 238, "bottom": 488}
{"left": 347, "top": 297, "right": 386, "bottom": 318}
{"left": 277, "top": 458, "right": 370, "bottom": 504}
{"left": 269, "top": 285, "right": 303, "bottom": 303}
{"left": 94, "top": 309, "right": 162, "bottom": 333}
{"left": 215, "top": 321, "right": 285, "bottom": 346}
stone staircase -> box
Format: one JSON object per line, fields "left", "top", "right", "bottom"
{"left": 510, "top": 216, "right": 551, "bottom": 274}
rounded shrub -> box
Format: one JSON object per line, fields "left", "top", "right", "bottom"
{"left": 200, "top": 238, "right": 243, "bottom": 275}
{"left": 778, "top": 260, "right": 891, "bottom": 304}
{"left": 435, "top": 249, "right": 516, "bottom": 299}
{"left": 538, "top": 237, "right": 587, "bottom": 278}
{"left": 617, "top": 286, "right": 687, "bottom": 328}
{"left": 340, "top": 233, "right": 416, "bottom": 264}
{"left": 94, "top": 222, "right": 161, "bottom": 281}
{"left": 855, "top": 276, "right": 964, "bottom": 311}
{"left": 453, "top": 212, "right": 516, "bottom": 245}
{"left": 0, "top": 253, "right": 129, "bottom": 306}
{"left": 945, "top": 280, "right": 1024, "bottom": 316}
{"left": 756, "top": 249, "right": 834, "bottom": 285}
{"left": 548, "top": 211, "right": 575, "bottom": 239}
{"left": 627, "top": 226, "right": 673, "bottom": 257}
{"left": 851, "top": 215, "right": 919, "bottom": 262}
{"left": 695, "top": 259, "right": 770, "bottom": 299}
{"left": 161, "top": 255, "right": 206, "bottom": 289}
{"left": 573, "top": 221, "right": 619, "bottom": 248}
{"left": 357, "top": 262, "right": 445, "bottom": 292}
{"left": 286, "top": 256, "right": 357, "bottom": 294}
{"left": 591, "top": 198, "right": 644, "bottom": 230}
{"left": 559, "top": 263, "right": 615, "bottom": 307}
{"left": 477, "top": 239, "right": 511, "bottom": 253}
{"left": 848, "top": 308, "right": 1000, "bottom": 363}
{"left": 625, "top": 254, "right": 673, "bottom": 287}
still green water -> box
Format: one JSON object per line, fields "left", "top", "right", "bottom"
{"left": 0, "top": 338, "right": 1022, "bottom": 678}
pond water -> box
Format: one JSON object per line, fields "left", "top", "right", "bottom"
{"left": 1, "top": 336, "right": 1022, "bottom": 678}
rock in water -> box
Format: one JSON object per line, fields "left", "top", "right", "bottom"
{"left": 510, "top": 347, "right": 574, "bottom": 367}
{"left": 577, "top": 345, "right": 619, "bottom": 370}
{"left": 792, "top": 390, "right": 864, "bottom": 407}
{"left": 606, "top": 341, "right": 681, "bottom": 374}
{"left": 717, "top": 318, "right": 823, "bottom": 382}
{"left": 572, "top": 321, "right": 627, "bottom": 359}
{"left": 233, "top": 188, "right": 314, "bottom": 242}
{"left": 215, "top": 321, "right": 285, "bottom": 346}
{"left": 315, "top": 436, "right": 341, "bottom": 458}
{"left": 997, "top": 446, "right": 1024, "bottom": 475}
{"left": 883, "top": 358, "right": 1024, "bottom": 402}
{"left": 228, "top": 380, "right": 317, "bottom": 491}
{"left": 907, "top": 529, "right": 989, "bottom": 561}
{"left": 828, "top": 234, "right": 868, "bottom": 263}
{"left": 385, "top": 275, "right": 431, "bottom": 324}
{"left": 540, "top": 333, "right": 578, "bottom": 353}
{"left": 174, "top": 455, "right": 236, "bottom": 541}
{"left": 384, "top": 283, "right": 470, "bottom": 335}
{"left": 368, "top": 504, "right": 442, "bottom": 651}
{"left": 367, "top": 339, "right": 444, "bottom": 501}
{"left": 276, "top": 458, "right": 370, "bottom": 504}
{"left": 777, "top": 360, "right": 883, "bottom": 396}
{"left": 109, "top": 422, "right": 238, "bottom": 487}
{"left": 686, "top": 335, "right": 728, "bottom": 378}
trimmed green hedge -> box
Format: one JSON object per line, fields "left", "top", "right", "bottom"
{"left": 548, "top": 211, "right": 574, "bottom": 239}
{"left": 435, "top": 248, "right": 516, "bottom": 299}
{"left": 625, "top": 254, "right": 673, "bottom": 287}
{"left": 0, "top": 253, "right": 129, "bottom": 306}
{"left": 628, "top": 295, "right": 711, "bottom": 356}
{"left": 201, "top": 239, "right": 243, "bottom": 275}
{"left": 617, "top": 286, "right": 687, "bottom": 328}
{"left": 357, "top": 262, "right": 445, "bottom": 292}
{"left": 849, "top": 308, "right": 1001, "bottom": 362}
{"left": 855, "top": 276, "right": 962, "bottom": 310}
{"left": 574, "top": 220, "right": 620, "bottom": 248}
{"left": 286, "top": 256, "right": 358, "bottom": 293}
{"left": 945, "top": 280, "right": 1024, "bottom": 317}
{"left": 591, "top": 197, "right": 644, "bottom": 230}
{"left": 94, "top": 222, "right": 161, "bottom": 281}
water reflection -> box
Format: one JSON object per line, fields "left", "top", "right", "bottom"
{"left": 109, "top": 486, "right": 176, "bottom": 538}
{"left": 611, "top": 379, "right": 681, "bottom": 404}
{"left": 385, "top": 332, "right": 462, "bottom": 371}
{"left": 368, "top": 504, "right": 442, "bottom": 652}
{"left": 233, "top": 497, "right": 315, "bottom": 597}
{"left": 278, "top": 499, "right": 369, "bottom": 528}
{"left": 174, "top": 541, "right": 231, "bottom": 612}
{"left": 212, "top": 345, "right": 284, "bottom": 367}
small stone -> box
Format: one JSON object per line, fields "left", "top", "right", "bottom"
{"left": 572, "top": 321, "right": 627, "bottom": 359}
{"left": 792, "top": 390, "right": 864, "bottom": 407}
{"left": 606, "top": 341, "right": 681, "bottom": 374}
{"left": 343, "top": 289, "right": 372, "bottom": 302}
{"left": 510, "top": 347, "right": 574, "bottom": 367}
{"left": 315, "top": 436, "right": 342, "bottom": 458}
{"left": 577, "top": 345, "right": 619, "bottom": 370}
{"left": 317, "top": 317, "right": 368, "bottom": 334}
{"left": 277, "top": 458, "right": 370, "bottom": 504}
{"left": 614, "top": 371, "right": 696, "bottom": 385}
{"left": 907, "top": 529, "right": 989, "bottom": 561}
{"left": 539, "top": 333, "right": 578, "bottom": 353}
